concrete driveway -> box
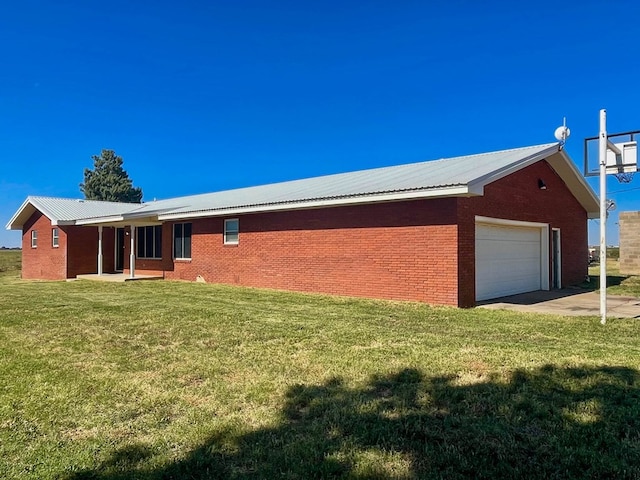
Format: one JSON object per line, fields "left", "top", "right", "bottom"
{"left": 477, "top": 289, "right": 640, "bottom": 318}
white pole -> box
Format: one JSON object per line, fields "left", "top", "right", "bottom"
{"left": 130, "top": 225, "right": 136, "bottom": 279}
{"left": 598, "top": 109, "right": 607, "bottom": 325}
{"left": 97, "top": 226, "right": 103, "bottom": 276}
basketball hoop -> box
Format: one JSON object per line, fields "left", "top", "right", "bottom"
{"left": 613, "top": 171, "right": 635, "bottom": 183}
{"left": 584, "top": 131, "right": 639, "bottom": 178}
{"left": 582, "top": 112, "right": 640, "bottom": 325}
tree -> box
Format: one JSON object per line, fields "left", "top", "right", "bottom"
{"left": 80, "top": 149, "right": 143, "bottom": 203}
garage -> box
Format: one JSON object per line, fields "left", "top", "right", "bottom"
{"left": 475, "top": 219, "right": 549, "bottom": 301}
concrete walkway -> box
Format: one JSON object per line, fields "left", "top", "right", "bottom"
{"left": 477, "top": 289, "right": 640, "bottom": 318}
{"left": 75, "top": 273, "right": 163, "bottom": 282}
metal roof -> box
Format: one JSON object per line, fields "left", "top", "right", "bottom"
{"left": 5, "top": 197, "right": 142, "bottom": 230}
{"left": 148, "top": 143, "right": 561, "bottom": 217}
{"left": 34, "top": 197, "right": 140, "bottom": 221}
{"left": 6, "top": 142, "right": 600, "bottom": 229}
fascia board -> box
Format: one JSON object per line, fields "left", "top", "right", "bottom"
{"left": 158, "top": 186, "right": 472, "bottom": 221}
{"left": 546, "top": 149, "right": 600, "bottom": 218}
{"left": 5, "top": 198, "right": 34, "bottom": 230}
{"left": 75, "top": 215, "right": 125, "bottom": 226}
{"left": 28, "top": 198, "right": 65, "bottom": 227}
{"left": 76, "top": 215, "right": 162, "bottom": 227}
{"left": 5, "top": 197, "right": 63, "bottom": 230}
{"left": 74, "top": 206, "right": 179, "bottom": 226}
{"left": 467, "top": 144, "right": 560, "bottom": 194}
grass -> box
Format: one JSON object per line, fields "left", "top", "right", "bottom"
{"left": 586, "top": 259, "right": 640, "bottom": 297}
{"left": 0, "top": 249, "right": 20, "bottom": 273}
{"left": 1, "top": 251, "right": 639, "bottom": 479}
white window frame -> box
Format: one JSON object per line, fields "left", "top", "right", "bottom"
{"left": 173, "top": 222, "right": 192, "bottom": 260}
{"left": 31, "top": 230, "right": 37, "bottom": 248}
{"left": 224, "top": 218, "right": 239, "bottom": 245}
{"left": 52, "top": 228, "right": 59, "bottom": 248}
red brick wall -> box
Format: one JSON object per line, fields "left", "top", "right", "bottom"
{"left": 458, "top": 159, "right": 588, "bottom": 305}
{"left": 162, "top": 199, "right": 460, "bottom": 305}
{"left": 21, "top": 158, "right": 588, "bottom": 307}
{"left": 22, "top": 216, "right": 118, "bottom": 280}
{"left": 129, "top": 159, "right": 587, "bottom": 307}
{"left": 21, "top": 212, "right": 67, "bottom": 280}
{"left": 66, "top": 226, "right": 116, "bottom": 278}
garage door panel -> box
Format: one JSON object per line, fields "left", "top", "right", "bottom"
{"left": 476, "top": 223, "right": 544, "bottom": 301}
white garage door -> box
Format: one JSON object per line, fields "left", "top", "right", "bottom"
{"left": 476, "top": 223, "right": 544, "bottom": 301}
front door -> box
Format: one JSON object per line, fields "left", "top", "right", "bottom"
{"left": 116, "top": 228, "right": 125, "bottom": 272}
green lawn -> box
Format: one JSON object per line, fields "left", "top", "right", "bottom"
{"left": 1, "top": 251, "right": 639, "bottom": 479}
{"left": 587, "top": 259, "right": 640, "bottom": 297}
{"left": 0, "top": 249, "right": 20, "bottom": 274}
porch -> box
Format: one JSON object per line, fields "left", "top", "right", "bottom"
{"left": 75, "top": 273, "right": 164, "bottom": 282}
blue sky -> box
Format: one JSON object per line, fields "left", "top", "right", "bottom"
{"left": 2, "top": 0, "right": 639, "bottom": 247}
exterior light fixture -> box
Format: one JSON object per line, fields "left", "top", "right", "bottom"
{"left": 538, "top": 179, "right": 547, "bottom": 190}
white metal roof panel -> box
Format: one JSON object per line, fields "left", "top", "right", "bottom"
{"left": 151, "top": 143, "right": 559, "bottom": 216}
{"left": 30, "top": 196, "right": 141, "bottom": 221}
{"left": 8, "top": 142, "right": 599, "bottom": 228}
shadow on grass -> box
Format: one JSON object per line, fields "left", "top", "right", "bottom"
{"left": 581, "top": 275, "right": 628, "bottom": 290}
{"left": 65, "top": 365, "right": 640, "bottom": 479}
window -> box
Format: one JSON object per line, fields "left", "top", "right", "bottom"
{"left": 173, "top": 223, "right": 192, "bottom": 259}
{"left": 31, "top": 230, "right": 37, "bottom": 248}
{"left": 137, "top": 225, "right": 162, "bottom": 259}
{"left": 224, "top": 219, "right": 239, "bottom": 245}
{"left": 52, "top": 228, "right": 59, "bottom": 248}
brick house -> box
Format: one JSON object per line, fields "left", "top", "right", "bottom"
{"left": 6, "top": 143, "right": 599, "bottom": 307}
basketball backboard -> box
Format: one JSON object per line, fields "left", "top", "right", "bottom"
{"left": 605, "top": 141, "right": 637, "bottom": 174}
{"left": 584, "top": 130, "right": 639, "bottom": 182}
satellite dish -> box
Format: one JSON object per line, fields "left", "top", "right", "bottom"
{"left": 606, "top": 199, "right": 616, "bottom": 211}
{"left": 554, "top": 125, "right": 571, "bottom": 142}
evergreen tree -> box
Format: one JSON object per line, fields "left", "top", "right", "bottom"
{"left": 80, "top": 149, "right": 143, "bottom": 203}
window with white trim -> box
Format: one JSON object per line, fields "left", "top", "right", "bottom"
{"left": 224, "top": 219, "right": 239, "bottom": 245}
{"left": 52, "top": 228, "right": 59, "bottom": 248}
{"left": 137, "top": 225, "right": 162, "bottom": 259}
{"left": 31, "top": 230, "right": 37, "bottom": 248}
{"left": 173, "top": 223, "right": 192, "bottom": 259}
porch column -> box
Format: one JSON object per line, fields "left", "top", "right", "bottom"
{"left": 97, "top": 226, "right": 103, "bottom": 276}
{"left": 129, "top": 225, "right": 136, "bottom": 279}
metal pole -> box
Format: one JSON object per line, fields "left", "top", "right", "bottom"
{"left": 130, "top": 225, "right": 136, "bottom": 279}
{"left": 598, "top": 109, "right": 607, "bottom": 325}
{"left": 97, "top": 226, "right": 103, "bottom": 276}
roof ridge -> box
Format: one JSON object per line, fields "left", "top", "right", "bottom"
{"left": 423, "top": 142, "right": 558, "bottom": 163}
{"left": 29, "top": 195, "right": 140, "bottom": 205}
{"left": 147, "top": 143, "right": 559, "bottom": 204}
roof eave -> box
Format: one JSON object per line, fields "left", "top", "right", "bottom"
{"left": 546, "top": 149, "right": 600, "bottom": 217}
{"left": 157, "top": 186, "right": 474, "bottom": 221}
{"left": 466, "top": 145, "right": 600, "bottom": 218}
{"left": 75, "top": 211, "right": 164, "bottom": 227}
{"left": 75, "top": 215, "right": 126, "bottom": 226}
{"left": 5, "top": 198, "right": 33, "bottom": 230}
{"left": 468, "top": 143, "right": 561, "bottom": 193}
{"left": 5, "top": 197, "right": 63, "bottom": 230}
